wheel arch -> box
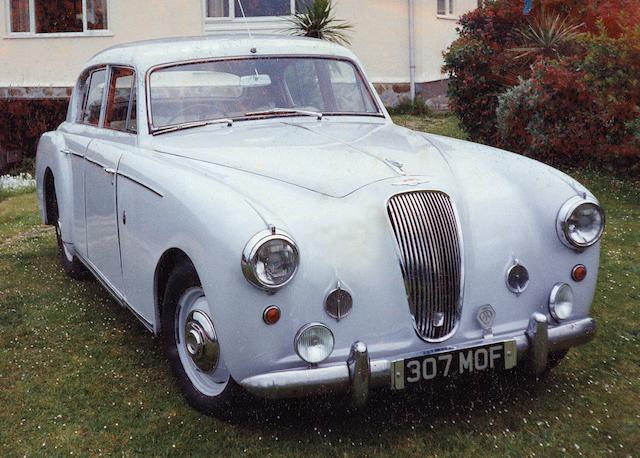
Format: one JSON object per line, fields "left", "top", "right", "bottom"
{"left": 154, "top": 248, "right": 200, "bottom": 335}
{"left": 43, "top": 167, "right": 57, "bottom": 225}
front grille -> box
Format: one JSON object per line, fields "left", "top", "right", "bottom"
{"left": 387, "top": 191, "right": 462, "bottom": 341}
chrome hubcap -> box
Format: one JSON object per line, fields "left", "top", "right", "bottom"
{"left": 175, "top": 287, "right": 230, "bottom": 396}
{"left": 184, "top": 310, "right": 219, "bottom": 372}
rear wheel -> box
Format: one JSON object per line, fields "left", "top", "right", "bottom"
{"left": 161, "top": 261, "right": 244, "bottom": 417}
{"left": 49, "top": 184, "right": 88, "bottom": 280}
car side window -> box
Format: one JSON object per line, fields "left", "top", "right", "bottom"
{"left": 104, "top": 67, "right": 137, "bottom": 133}
{"left": 81, "top": 68, "right": 107, "bottom": 126}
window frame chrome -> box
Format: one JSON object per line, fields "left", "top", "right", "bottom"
{"left": 144, "top": 54, "right": 386, "bottom": 135}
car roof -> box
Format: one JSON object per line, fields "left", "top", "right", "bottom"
{"left": 85, "top": 35, "right": 359, "bottom": 72}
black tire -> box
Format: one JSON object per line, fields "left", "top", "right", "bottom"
{"left": 50, "top": 186, "right": 89, "bottom": 280}
{"left": 161, "top": 260, "right": 245, "bottom": 418}
{"left": 546, "top": 350, "right": 569, "bottom": 370}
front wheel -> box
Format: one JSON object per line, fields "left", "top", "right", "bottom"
{"left": 161, "top": 262, "right": 244, "bottom": 417}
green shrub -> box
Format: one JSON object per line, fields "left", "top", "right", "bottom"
{"left": 496, "top": 55, "right": 639, "bottom": 174}
{"left": 442, "top": 1, "right": 528, "bottom": 145}
{"left": 445, "top": 0, "right": 640, "bottom": 174}
{"left": 387, "top": 96, "right": 433, "bottom": 116}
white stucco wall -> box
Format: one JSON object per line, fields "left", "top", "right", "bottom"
{"left": 0, "top": 0, "right": 477, "bottom": 88}
{"left": 0, "top": 0, "right": 203, "bottom": 87}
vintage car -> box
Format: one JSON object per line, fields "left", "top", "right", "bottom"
{"left": 36, "top": 35, "right": 603, "bottom": 416}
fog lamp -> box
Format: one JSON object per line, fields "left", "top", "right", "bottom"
{"left": 549, "top": 283, "right": 574, "bottom": 321}
{"left": 294, "top": 323, "right": 334, "bottom": 364}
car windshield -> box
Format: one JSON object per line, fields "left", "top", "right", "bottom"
{"left": 148, "top": 57, "right": 381, "bottom": 130}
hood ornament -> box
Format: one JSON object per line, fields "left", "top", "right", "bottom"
{"left": 384, "top": 158, "right": 406, "bottom": 176}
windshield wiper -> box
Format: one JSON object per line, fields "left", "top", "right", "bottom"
{"left": 151, "top": 118, "right": 234, "bottom": 136}
{"left": 244, "top": 108, "right": 323, "bottom": 120}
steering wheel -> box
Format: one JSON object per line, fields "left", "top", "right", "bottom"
{"left": 168, "top": 104, "right": 221, "bottom": 124}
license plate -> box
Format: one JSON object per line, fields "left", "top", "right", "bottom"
{"left": 391, "top": 340, "right": 517, "bottom": 390}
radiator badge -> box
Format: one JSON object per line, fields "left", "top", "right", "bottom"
{"left": 477, "top": 304, "right": 496, "bottom": 336}
{"left": 391, "top": 177, "right": 431, "bottom": 186}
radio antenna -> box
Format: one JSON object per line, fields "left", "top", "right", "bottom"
{"left": 236, "top": 0, "right": 257, "bottom": 54}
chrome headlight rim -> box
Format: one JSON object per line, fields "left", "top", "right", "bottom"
{"left": 294, "top": 322, "right": 335, "bottom": 365}
{"left": 556, "top": 195, "right": 605, "bottom": 250}
{"left": 241, "top": 229, "right": 299, "bottom": 291}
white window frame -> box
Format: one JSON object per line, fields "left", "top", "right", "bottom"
{"left": 4, "top": 0, "right": 112, "bottom": 38}
{"left": 436, "top": 0, "right": 457, "bottom": 19}
{"left": 203, "top": 0, "right": 298, "bottom": 21}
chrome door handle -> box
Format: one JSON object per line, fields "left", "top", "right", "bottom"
{"left": 104, "top": 167, "right": 116, "bottom": 175}
{"left": 61, "top": 148, "right": 71, "bottom": 155}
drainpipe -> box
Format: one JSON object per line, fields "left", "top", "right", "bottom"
{"left": 408, "top": 0, "right": 416, "bottom": 102}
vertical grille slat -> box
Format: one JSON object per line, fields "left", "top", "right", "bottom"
{"left": 387, "top": 191, "right": 462, "bottom": 341}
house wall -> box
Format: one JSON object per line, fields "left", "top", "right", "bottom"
{"left": 0, "top": 0, "right": 478, "bottom": 172}
{"left": 0, "top": 0, "right": 477, "bottom": 88}
{"left": 0, "top": 0, "right": 202, "bottom": 87}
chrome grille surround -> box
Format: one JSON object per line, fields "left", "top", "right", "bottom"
{"left": 387, "top": 191, "right": 463, "bottom": 342}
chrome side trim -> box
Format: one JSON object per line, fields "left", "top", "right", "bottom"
{"left": 84, "top": 156, "right": 108, "bottom": 169}
{"left": 70, "top": 151, "right": 85, "bottom": 158}
{"left": 75, "top": 251, "right": 154, "bottom": 332}
{"left": 117, "top": 171, "right": 164, "bottom": 198}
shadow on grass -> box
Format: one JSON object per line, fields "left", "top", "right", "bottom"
{"left": 223, "top": 357, "right": 557, "bottom": 438}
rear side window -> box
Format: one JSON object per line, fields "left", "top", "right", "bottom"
{"left": 104, "top": 67, "right": 137, "bottom": 133}
{"left": 81, "top": 68, "right": 107, "bottom": 126}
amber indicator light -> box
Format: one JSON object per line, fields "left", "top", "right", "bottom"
{"left": 263, "top": 306, "right": 281, "bottom": 325}
{"left": 572, "top": 264, "right": 587, "bottom": 282}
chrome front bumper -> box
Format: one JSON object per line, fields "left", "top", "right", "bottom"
{"left": 239, "top": 314, "right": 596, "bottom": 405}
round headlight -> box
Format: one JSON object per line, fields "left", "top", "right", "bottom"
{"left": 549, "top": 282, "right": 574, "bottom": 320}
{"left": 557, "top": 196, "right": 605, "bottom": 249}
{"left": 242, "top": 230, "right": 299, "bottom": 291}
{"left": 294, "top": 323, "right": 334, "bottom": 364}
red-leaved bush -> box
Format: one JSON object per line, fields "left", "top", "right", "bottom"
{"left": 444, "top": 0, "right": 640, "bottom": 174}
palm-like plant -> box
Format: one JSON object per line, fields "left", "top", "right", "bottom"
{"left": 510, "top": 10, "right": 584, "bottom": 61}
{"left": 287, "top": 0, "right": 353, "bottom": 46}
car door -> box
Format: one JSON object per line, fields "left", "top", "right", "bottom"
{"left": 84, "top": 66, "right": 137, "bottom": 297}
{"left": 62, "top": 67, "right": 108, "bottom": 259}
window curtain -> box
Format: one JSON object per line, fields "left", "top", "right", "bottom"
{"left": 87, "top": 0, "right": 108, "bottom": 30}
{"left": 34, "top": 0, "right": 83, "bottom": 33}
{"left": 207, "top": 0, "right": 229, "bottom": 17}
{"left": 235, "top": 0, "right": 290, "bottom": 17}
{"left": 10, "top": 0, "right": 30, "bottom": 32}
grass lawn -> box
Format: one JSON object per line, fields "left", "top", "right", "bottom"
{"left": 1, "top": 115, "right": 639, "bottom": 456}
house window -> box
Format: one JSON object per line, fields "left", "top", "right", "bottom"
{"left": 8, "top": 0, "right": 109, "bottom": 35}
{"left": 437, "top": 0, "right": 455, "bottom": 16}
{"left": 205, "top": 0, "right": 311, "bottom": 19}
